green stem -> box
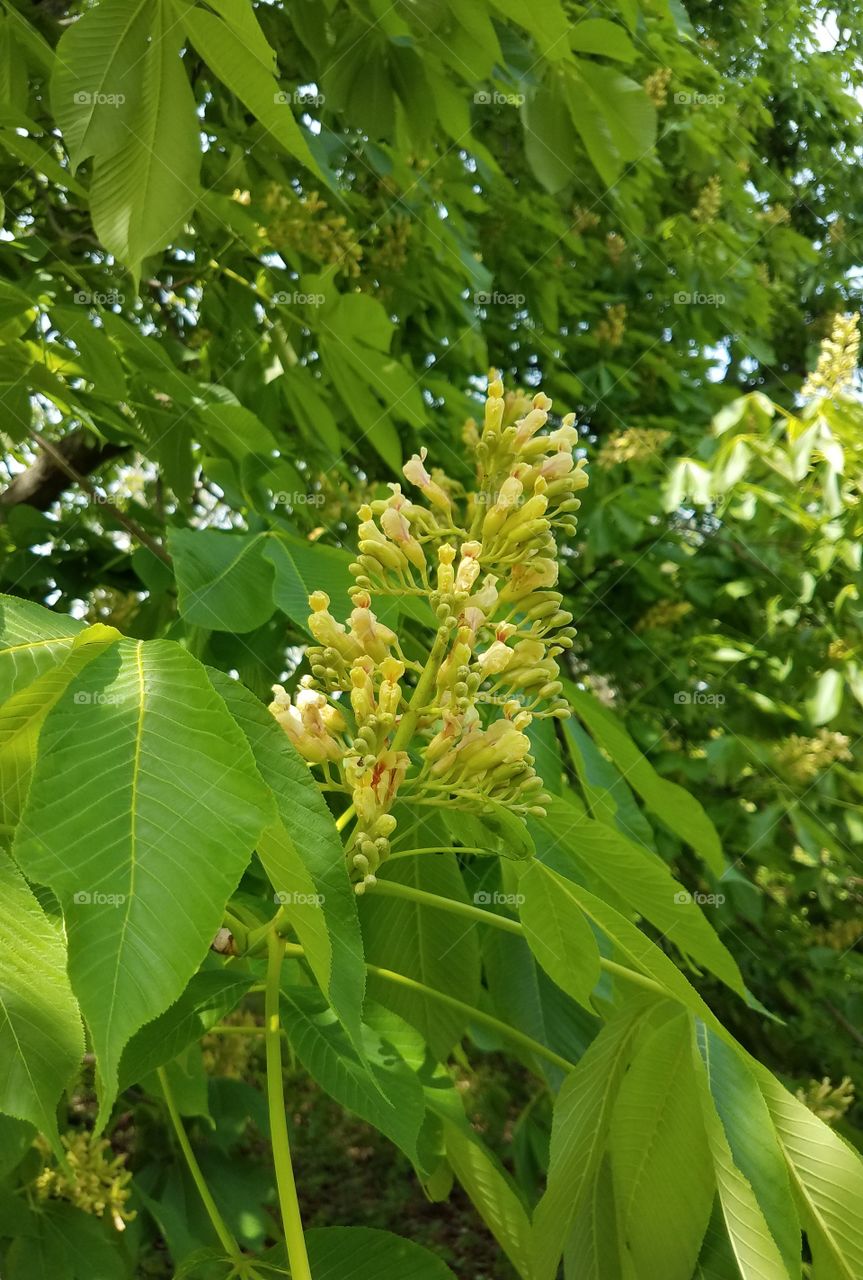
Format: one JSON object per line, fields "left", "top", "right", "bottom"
{"left": 390, "top": 624, "right": 451, "bottom": 752}
{"left": 272, "top": 941, "right": 572, "bottom": 1073}
{"left": 157, "top": 1067, "right": 244, "bottom": 1266}
{"left": 387, "top": 845, "right": 492, "bottom": 859}
{"left": 335, "top": 803, "right": 355, "bottom": 832}
{"left": 265, "top": 932, "right": 313, "bottom": 1280}
{"left": 368, "top": 879, "right": 667, "bottom": 997}
{"left": 365, "top": 961, "right": 574, "bottom": 1072}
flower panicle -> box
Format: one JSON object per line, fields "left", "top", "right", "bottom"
{"left": 801, "top": 312, "right": 860, "bottom": 401}
{"left": 268, "top": 373, "right": 588, "bottom": 889}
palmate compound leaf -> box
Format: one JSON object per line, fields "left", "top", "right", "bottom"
{"left": 608, "top": 1011, "right": 715, "bottom": 1280}
{"left": 756, "top": 1068, "right": 863, "bottom": 1279}
{"left": 13, "top": 638, "right": 274, "bottom": 1128}
{"left": 208, "top": 670, "right": 366, "bottom": 1056}
{"left": 0, "top": 849, "right": 84, "bottom": 1148}
{"left": 693, "top": 1023, "right": 800, "bottom": 1280}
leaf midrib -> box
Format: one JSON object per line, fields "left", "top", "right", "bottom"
{"left": 101, "top": 639, "right": 145, "bottom": 1066}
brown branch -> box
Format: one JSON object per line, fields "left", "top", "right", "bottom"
{"left": 2, "top": 429, "right": 172, "bottom": 567}
{"left": 0, "top": 427, "right": 126, "bottom": 515}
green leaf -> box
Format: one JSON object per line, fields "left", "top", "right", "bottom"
{"left": 576, "top": 63, "right": 656, "bottom": 161}
{"left": 443, "top": 798, "right": 535, "bottom": 859}
{"left": 610, "top": 1012, "right": 715, "bottom": 1280}
{"left": 806, "top": 668, "right": 843, "bottom": 726}
{"left": 360, "top": 856, "right": 481, "bottom": 1059}
{"left": 305, "top": 1225, "right": 457, "bottom": 1279}
{"left": 0, "top": 849, "right": 83, "bottom": 1145}
{"left": 51, "top": 0, "right": 150, "bottom": 168}
{"left": 541, "top": 798, "right": 746, "bottom": 996}
{"left": 197, "top": 401, "right": 278, "bottom": 461}
{"left": 532, "top": 999, "right": 656, "bottom": 1280}
{"left": 565, "top": 682, "right": 724, "bottom": 875}
{"left": 0, "top": 595, "right": 85, "bottom": 704}
{"left": 443, "top": 1119, "right": 535, "bottom": 1279}
{"left": 178, "top": 1, "right": 323, "bottom": 181}
{"left": 168, "top": 529, "right": 276, "bottom": 632}
{"left": 693, "top": 1024, "right": 799, "bottom": 1280}
{"left": 7, "top": 1204, "right": 127, "bottom": 1280}
{"left": 564, "top": 1156, "right": 624, "bottom": 1279}
{"left": 13, "top": 638, "right": 273, "bottom": 1126}
{"left": 265, "top": 534, "right": 354, "bottom": 634}
{"left": 517, "top": 859, "right": 601, "bottom": 1009}
{"left": 281, "top": 985, "right": 427, "bottom": 1167}
{"left": 570, "top": 17, "right": 637, "bottom": 62}
{"left": 522, "top": 76, "right": 577, "bottom": 194}
{"left": 757, "top": 1071, "right": 863, "bottom": 1279}
{"left": 89, "top": 0, "right": 201, "bottom": 280}
{"left": 209, "top": 670, "right": 366, "bottom": 1055}
{"left": 118, "top": 969, "right": 255, "bottom": 1090}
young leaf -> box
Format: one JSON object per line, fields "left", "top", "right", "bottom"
{"left": 0, "top": 624, "right": 119, "bottom": 829}
{"left": 177, "top": 1, "right": 324, "bottom": 181}
{"left": 517, "top": 859, "right": 601, "bottom": 1010}
{"left": 0, "top": 849, "right": 84, "bottom": 1146}
{"left": 51, "top": 0, "right": 149, "bottom": 168}
{"left": 610, "top": 1012, "right": 715, "bottom": 1280}
{"left": 564, "top": 1156, "right": 625, "bottom": 1279}
{"left": 117, "top": 969, "right": 255, "bottom": 1091}
{"left": 13, "top": 638, "right": 273, "bottom": 1127}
